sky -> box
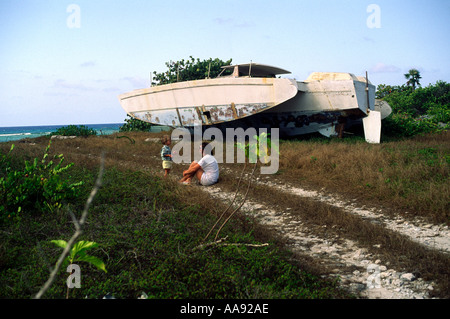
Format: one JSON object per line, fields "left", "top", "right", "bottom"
{"left": 0, "top": 0, "right": 449, "bottom": 127}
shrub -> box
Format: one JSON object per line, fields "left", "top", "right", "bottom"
{"left": 0, "top": 142, "right": 83, "bottom": 223}
{"left": 54, "top": 125, "right": 97, "bottom": 137}
{"left": 382, "top": 112, "right": 448, "bottom": 138}
{"left": 379, "top": 81, "right": 450, "bottom": 137}
{"left": 119, "top": 115, "right": 155, "bottom": 132}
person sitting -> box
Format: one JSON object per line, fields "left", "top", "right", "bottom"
{"left": 179, "top": 142, "right": 219, "bottom": 186}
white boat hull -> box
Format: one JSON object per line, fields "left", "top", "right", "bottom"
{"left": 119, "top": 77, "right": 298, "bottom": 127}
{"left": 118, "top": 66, "right": 389, "bottom": 143}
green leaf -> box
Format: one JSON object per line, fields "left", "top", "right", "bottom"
{"left": 50, "top": 240, "right": 68, "bottom": 249}
{"left": 70, "top": 241, "right": 98, "bottom": 260}
{"left": 42, "top": 153, "right": 48, "bottom": 164}
{"left": 75, "top": 254, "right": 107, "bottom": 273}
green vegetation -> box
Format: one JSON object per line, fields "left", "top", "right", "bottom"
{"left": 151, "top": 56, "right": 233, "bottom": 85}
{"left": 50, "top": 240, "right": 107, "bottom": 274}
{"left": 0, "top": 142, "right": 83, "bottom": 223}
{"left": 404, "top": 68, "right": 422, "bottom": 91}
{"left": 119, "top": 114, "right": 155, "bottom": 132}
{"left": 50, "top": 240, "right": 107, "bottom": 299}
{"left": 0, "top": 159, "right": 347, "bottom": 299}
{"left": 54, "top": 125, "right": 97, "bottom": 137}
{"left": 377, "top": 69, "right": 449, "bottom": 138}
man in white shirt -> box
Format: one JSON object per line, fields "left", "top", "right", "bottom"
{"left": 179, "top": 142, "right": 219, "bottom": 186}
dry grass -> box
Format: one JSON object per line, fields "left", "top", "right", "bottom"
{"left": 276, "top": 132, "right": 450, "bottom": 224}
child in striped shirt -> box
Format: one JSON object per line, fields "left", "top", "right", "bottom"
{"left": 161, "top": 135, "right": 172, "bottom": 177}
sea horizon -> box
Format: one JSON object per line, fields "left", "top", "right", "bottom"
{"left": 0, "top": 123, "right": 125, "bottom": 143}
{"left": 0, "top": 121, "right": 126, "bottom": 128}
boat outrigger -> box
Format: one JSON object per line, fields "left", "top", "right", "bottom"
{"left": 118, "top": 63, "right": 391, "bottom": 143}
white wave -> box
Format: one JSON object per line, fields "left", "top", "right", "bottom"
{"left": 0, "top": 132, "right": 32, "bottom": 137}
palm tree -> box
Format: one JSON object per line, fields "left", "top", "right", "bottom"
{"left": 404, "top": 69, "right": 422, "bottom": 91}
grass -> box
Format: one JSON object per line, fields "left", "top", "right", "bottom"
{"left": 276, "top": 131, "right": 450, "bottom": 224}
{"left": 0, "top": 149, "right": 348, "bottom": 299}
{"left": 0, "top": 129, "right": 449, "bottom": 299}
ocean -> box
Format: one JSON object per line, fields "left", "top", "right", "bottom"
{"left": 0, "top": 123, "right": 173, "bottom": 143}
{"left": 0, "top": 123, "right": 125, "bottom": 143}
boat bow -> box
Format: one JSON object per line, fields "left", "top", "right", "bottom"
{"left": 118, "top": 77, "right": 298, "bottom": 127}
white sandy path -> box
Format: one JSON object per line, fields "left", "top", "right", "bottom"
{"left": 199, "top": 174, "right": 444, "bottom": 299}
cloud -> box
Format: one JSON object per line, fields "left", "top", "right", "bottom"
{"left": 369, "top": 62, "right": 401, "bottom": 73}
{"left": 80, "top": 61, "right": 96, "bottom": 67}
{"left": 53, "top": 79, "right": 94, "bottom": 91}
{"left": 234, "top": 21, "right": 254, "bottom": 28}
{"left": 213, "top": 17, "right": 233, "bottom": 25}
{"left": 363, "top": 36, "right": 375, "bottom": 43}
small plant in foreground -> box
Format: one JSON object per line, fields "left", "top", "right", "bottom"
{"left": 50, "top": 240, "right": 107, "bottom": 273}
{"left": 51, "top": 240, "right": 106, "bottom": 298}
{"left": 0, "top": 142, "right": 83, "bottom": 222}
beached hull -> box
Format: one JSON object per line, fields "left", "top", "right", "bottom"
{"left": 118, "top": 77, "right": 299, "bottom": 127}
{"left": 118, "top": 69, "right": 388, "bottom": 142}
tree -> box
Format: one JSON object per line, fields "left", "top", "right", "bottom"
{"left": 152, "top": 56, "right": 233, "bottom": 85}
{"left": 404, "top": 69, "right": 422, "bottom": 91}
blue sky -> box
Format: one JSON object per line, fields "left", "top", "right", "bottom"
{"left": 1, "top": 0, "right": 449, "bottom": 127}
